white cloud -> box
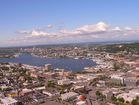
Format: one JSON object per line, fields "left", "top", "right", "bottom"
{"left": 1, "top": 21, "right": 139, "bottom": 46}
{"left": 31, "top": 30, "right": 48, "bottom": 37}
{"left": 47, "top": 24, "right": 53, "bottom": 29}
{"left": 18, "top": 30, "right": 55, "bottom": 38}
{"left": 113, "top": 27, "right": 121, "bottom": 31}
{"left": 76, "top": 22, "right": 109, "bottom": 33}
{"left": 125, "top": 27, "right": 132, "bottom": 30}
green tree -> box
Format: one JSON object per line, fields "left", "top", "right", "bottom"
{"left": 47, "top": 80, "right": 55, "bottom": 88}
{"left": 111, "top": 96, "right": 117, "bottom": 102}
{"left": 131, "top": 99, "right": 139, "bottom": 105}
{"left": 96, "top": 91, "right": 101, "bottom": 97}
{"left": 118, "top": 97, "right": 125, "bottom": 103}
{"left": 89, "top": 78, "right": 99, "bottom": 86}
{"left": 113, "top": 62, "right": 120, "bottom": 71}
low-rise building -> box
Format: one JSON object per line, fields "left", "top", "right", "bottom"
{"left": 76, "top": 74, "right": 97, "bottom": 81}
{"left": 42, "top": 90, "right": 60, "bottom": 97}
{"left": 96, "top": 80, "right": 106, "bottom": 87}
{"left": 111, "top": 74, "right": 124, "bottom": 85}
{"left": 0, "top": 97, "right": 18, "bottom": 105}
{"left": 76, "top": 101, "right": 87, "bottom": 105}
{"left": 57, "top": 79, "right": 71, "bottom": 85}
{"left": 72, "top": 85, "right": 85, "bottom": 91}
{"left": 116, "top": 88, "right": 139, "bottom": 103}
{"left": 61, "top": 92, "right": 79, "bottom": 101}
{"left": 102, "top": 90, "right": 114, "bottom": 100}
{"left": 117, "top": 93, "right": 136, "bottom": 102}
{"left": 124, "top": 77, "right": 139, "bottom": 87}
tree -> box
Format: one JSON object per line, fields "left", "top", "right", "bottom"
{"left": 96, "top": 91, "right": 106, "bottom": 101}
{"left": 96, "top": 91, "right": 101, "bottom": 97}
{"left": 118, "top": 97, "right": 125, "bottom": 103}
{"left": 47, "top": 80, "right": 55, "bottom": 88}
{"left": 111, "top": 96, "right": 117, "bottom": 102}
{"left": 131, "top": 99, "right": 139, "bottom": 105}
{"left": 89, "top": 78, "right": 99, "bottom": 86}
{"left": 113, "top": 62, "right": 120, "bottom": 71}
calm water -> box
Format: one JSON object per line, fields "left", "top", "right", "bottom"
{"left": 0, "top": 53, "right": 96, "bottom": 72}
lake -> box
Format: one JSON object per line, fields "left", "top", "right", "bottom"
{"left": 0, "top": 53, "right": 96, "bottom": 72}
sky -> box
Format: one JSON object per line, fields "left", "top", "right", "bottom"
{"left": 0, "top": 0, "right": 139, "bottom": 47}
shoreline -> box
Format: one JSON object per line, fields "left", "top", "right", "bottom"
{"left": 0, "top": 53, "right": 97, "bottom": 72}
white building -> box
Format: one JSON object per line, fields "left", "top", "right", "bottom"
{"left": 117, "top": 93, "right": 136, "bottom": 102}
{"left": 102, "top": 90, "right": 113, "bottom": 100}
{"left": 76, "top": 74, "right": 97, "bottom": 81}
{"left": 0, "top": 97, "right": 18, "bottom": 105}
{"left": 33, "top": 86, "right": 46, "bottom": 91}
{"left": 129, "top": 89, "right": 139, "bottom": 96}
{"left": 44, "top": 64, "right": 52, "bottom": 71}
{"left": 57, "top": 79, "right": 71, "bottom": 85}
{"left": 76, "top": 101, "right": 86, "bottom": 105}
{"left": 111, "top": 74, "right": 124, "bottom": 85}
{"left": 116, "top": 89, "right": 139, "bottom": 102}
{"left": 61, "top": 92, "right": 79, "bottom": 101}
{"left": 42, "top": 90, "right": 60, "bottom": 97}
{"left": 72, "top": 85, "right": 85, "bottom": 91}
{"left": 96, "top": 80, "right": 106, "bottom": 87}
{"left": 124, "top": 77, "right": 139, "bottom": 87}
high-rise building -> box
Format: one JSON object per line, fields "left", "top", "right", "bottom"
{"left": 44, "top": 64, "right": 52, "bottom": 72}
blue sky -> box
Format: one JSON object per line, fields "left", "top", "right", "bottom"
{"left": 0, "top": 0, "right": 139, "bottom": 46}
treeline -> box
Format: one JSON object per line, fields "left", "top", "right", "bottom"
{"left": 95, "top": 43, "right": 139, "bottom": 53}
{"left": 0, "top": 48, "right": 19, "bottom": 55}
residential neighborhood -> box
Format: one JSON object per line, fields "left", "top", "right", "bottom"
{"left": 0, "top": 43, "right": 139, "bottom": 105}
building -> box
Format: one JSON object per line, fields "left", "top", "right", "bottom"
{"left": 129, "top": 89, "right": 139, "bottom": 96}
{"left": 117, "top": 93, "right": 136, "bottom": 102}
{"left": 124, "top": 77, "right": 139, "bottom": 87}
{"left": 42, "top": 90, "right": 60, "bottom": 97}
{"left": 61, "top": 92, "right": 79, "bottom": 101}
{"left": 116, "top": 89, "right": 139, "bottom": 102}
{"left": 44, "top": 64, "right": 52, "bottom": 71}
{"left": 72, "top": 85, "right": 85, "bottom": 91}
{"left": 30, "top": 72, "right": 38, "bottom": 78}
{"left": 110, "top": 74, "right": 124, "bottom": 85}
{"left": 33, "top": 86, "right": 46, "bottom": 91}
{"left": 40, "top": 72, "right": 57, "bottom": 79}
{"left": 54, "top": 68, "right": 73, "bottom": 77}
{"left": 102, "top": 90, "right": 114, "bottom": 100}
{"left": 76, "top": 101, "right": 86, "bottom": 105}
{"left": 20, "top": 88, "right": 33, "bottom": 96}
{"left": 0, "top": 97, "right": 18, "bottom": 105}
{"left": 57, "top": 79, "right": 71, "bottom": 85}
{"left": 76, "top": 74, "right": 97, "bottom": 81}
{"left": 96, "top": 80, "right": 106, "bottom": 87}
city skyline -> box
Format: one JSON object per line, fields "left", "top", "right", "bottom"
{"left": 0, "top": 0, "right": 139, "bottom": 47}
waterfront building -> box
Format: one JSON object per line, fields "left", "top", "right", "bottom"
{"left": 44, "top": 64, "right": 52, "bottom": 72}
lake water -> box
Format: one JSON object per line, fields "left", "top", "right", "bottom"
{"left": 0, "top": 53, "right": 96, "bottom": 72}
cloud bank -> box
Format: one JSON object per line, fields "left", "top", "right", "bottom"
{"left": 1, "top": 22, "right": 139, "bottom": 46}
